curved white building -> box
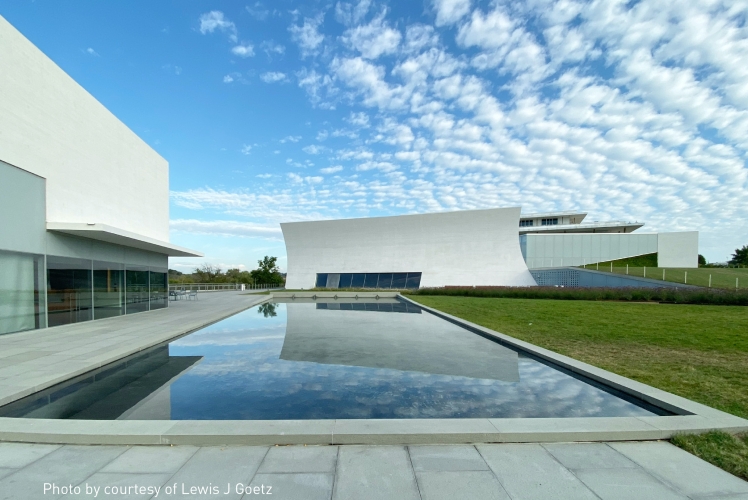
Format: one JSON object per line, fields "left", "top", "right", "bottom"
{"left": 281, "top": 207, "right": 537, "bottom": 289}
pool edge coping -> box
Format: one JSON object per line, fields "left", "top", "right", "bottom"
{"left": 0, "top": 292, "right": 745, "bottom": 446}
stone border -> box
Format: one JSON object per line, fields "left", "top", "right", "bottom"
{"left": 1, "top": 292, "right": 745, "bottom": 446}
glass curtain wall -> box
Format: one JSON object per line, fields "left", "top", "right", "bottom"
{"left": 93, "top": 261, "right": 124, "bottom": 319}
{"left": 149, "top": 269, "right": 168, "bottom": 310}
{"left": 47, "top": 256, "right": 92, "bottom": 327}
{"left": 0, "top": 249, "right": 46, "bottom": 335}
{"left": 125, "top": 267, "right": 150, "bottom": 314}
{"left": 315, "top": 272, "right": 422, "bottom": 290}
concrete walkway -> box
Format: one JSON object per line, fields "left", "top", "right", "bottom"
{"left": 0, "top": 292, "right": 269, "bottom": 407}
{"left": 0, "top": 442, "right": 746, "bottom": 500}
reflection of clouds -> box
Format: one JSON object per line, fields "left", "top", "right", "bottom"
{"left": 166, "top": 302, "right": 660, "bottom": 420}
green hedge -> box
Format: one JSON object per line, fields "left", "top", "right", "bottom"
{"left": 405, "top": 286, "right": 748, "bottom": 305}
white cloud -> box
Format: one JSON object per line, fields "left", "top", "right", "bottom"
{"left": 231, "top": 43, "right": 255, "bottom": 58}
{"left": 241, "top": 144, "right": 252, "bottom": 155}
{"left": 341, "top": 11, "right": 402, "bottom": 59}
{"left": 170, "top": 219, "right": 282, "bottom": 240}
{"left": 289, "top": 14, "right": 325, "bottom": 58}
{"left": 85, "top": 47, "right": 99, "bottom": 56}
{"left": 261, "top": 40, "right": 286, "bottom": 58}
{"left": 261, "top": 71, "right": 287, "bottom": 83}
{"left": 199, "top": 11, "right": 237, "bottom": 42}
{"left": 335, "top": 0, "right": 372, "bottom": 26}
{"left": 246, "top": 2, "right": 270, "bottom": 21}
{"left": 280, "top": 135, "right": 302, "bottom": 143}
{"left": 303, "top": 145, "right": 324, "bottom": 154}
{"left": 321, "top": 165, "right": 344, "bottom": 174}
{"left": 223, "top": 74, "right": 235, "bottom": 83}
{"left": 433, "top": 0, "right": 471, "bottom": 26}
{"left": 256, "top": 173, "right": 273, "bottom": 178}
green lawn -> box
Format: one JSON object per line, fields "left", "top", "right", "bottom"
{"left": 410, "top": 296, "right": 748, "bottom": 479}
{"left": 585, "top": 265, "right": 748, "bottom": 290}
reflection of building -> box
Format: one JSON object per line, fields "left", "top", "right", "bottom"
{"left": 0, "top": 346, "right": 201, "bottom": 419}
{"left": 280, "top": 301, "right": 519, "bottom": 381}
{"left": 282, "top": 207, "right": 698, "bottom": 289}
{"left": 0, "top": 16, "right": 201, "bottom": 335}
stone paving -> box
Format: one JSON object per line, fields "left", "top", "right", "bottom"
{"left": 0, "top": 292, "right": 268, "bottom": 407}
{"left": 0, "top": 442, "right": 745, "bottom": 500}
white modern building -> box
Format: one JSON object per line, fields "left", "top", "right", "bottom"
{"left": 519, "top": 212, "right": 698, "bottom": 269}
{"left": 282, "top": 208, "right": 698, "bottom": 290}
{"left": 0, "top": 16, "right": 201, "bottom": 335}
{"left": 282, "top": 207, "right": 538, "bottom": 289}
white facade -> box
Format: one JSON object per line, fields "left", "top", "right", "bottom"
{"left": 521, "top": 232, "right": 699, "bottom": 269}
{"left": 282, "top": 207, "right": 537, "bottom": 289}
{"left": 0, "top": 15, "right": 168, "bottom": 241}
{"left": 0, "top": 16, "right": 200, "bottom": 335}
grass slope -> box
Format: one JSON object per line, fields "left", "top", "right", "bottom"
{"left": 587, "top": 266, "right": 748, "bottom": 290}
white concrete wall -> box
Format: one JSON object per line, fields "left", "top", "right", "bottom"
{"left": 658, "top": 232, "right": 698, "bottom": 268}
{"left": 282, "top": 207, "right": 537, "bottom": 289}
{"left": 522, "top": 233, "right": 658, "bottom": 269}
{"left": 0, "top": 15, "right": 169, "bottom": 241}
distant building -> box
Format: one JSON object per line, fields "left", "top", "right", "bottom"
{"left": 0, "top": 16, "right": 201, "bottom": 335}
{"left": 282, "top": 208, "right": 698, "bottom": 290}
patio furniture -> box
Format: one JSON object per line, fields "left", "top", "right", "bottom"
{"left": 188, "top": 290, "right": 198, "bottom": 300}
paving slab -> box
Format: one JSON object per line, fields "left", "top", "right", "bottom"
{"left": 573, "top": 468, "right": 689, "bottom": 500}
{"left": 250, "top": 473, "right": 334, "bottom": 500}
{"left": 167, "top": 446, "right": 268, "bottom": 500}
{"left": 333, "top": 446, "right": 420, "bottom": 500}
{"left": 66, "top": 472, "right": 173, "bottom": 500}
{"left": 477, "top": 443, "right": 598, "bottom": 500}
{"left": 609, "top": 441, "right": 748, "bottom": 498}
{"left": 489, "top": 417, "right": 665, "bottom": 442}
{"left": 416, "top": 470, "right": 510, "bottom": 500}
{"left": 100, "top": 445, "right": 198, "bottom": 474}
{"left": 258, "top": 445, "right": 337, "bottom": 473}
{"left": 541, "top": 443, "right": 638, "bottom": 470}
{"left": 408, "top": 445, "right": 489, "bottom": 471}
{"left": 0, "top": 445, "right": 126, "bottom": 500}
{"left": 0, "top": 442, "right": 60, "bottom": 468}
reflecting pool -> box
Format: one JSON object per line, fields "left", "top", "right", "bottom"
{"left": 0, "top": 299, "right": 670, "bottom": 419}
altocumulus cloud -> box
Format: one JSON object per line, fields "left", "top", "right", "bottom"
{"left": 182, "top": 0, "right": 748, "bottom": 262}
{"left": 170, "top": 219, "right": 283, "bottom": 240}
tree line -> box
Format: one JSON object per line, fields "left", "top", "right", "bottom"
{"left": 168, "top": 256, "right": 285, "bottom": 285}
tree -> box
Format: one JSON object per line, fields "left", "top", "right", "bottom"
{"left": 250, "top": 256, "right": 284, "bottom": 285}
{"left": 193, "top": 264, "right": 224, "bottom": 283}
{"left": 730, "top": 245, "right": 748, "bottom": 266}
{"left": 698, "top": 254, "right": 706, "bottom": 266}
{"left": 225, "top": 268, "right": 254, "bottom": 284}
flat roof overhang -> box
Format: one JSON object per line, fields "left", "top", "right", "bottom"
{"left": 519, "top": 221, "right": 645, "bottom": 234}
{"left": 46, "top": 222, "right": 203, "bottom": 257}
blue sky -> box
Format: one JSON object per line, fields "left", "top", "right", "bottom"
{"left": 3, "top": 0, "right": 747, "bottom": 271}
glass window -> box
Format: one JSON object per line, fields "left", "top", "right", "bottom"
{"left": 392, "top": 273, "right": 407, "bottom": 289}
{"left": 0, "top": 250, "right": 46, "bottom": 335}
{"left": 149, "top": 269, "right": 168, "bottom": 310}
{"left": 363, "top": 273, "right": 379, "bottom": 288}
{"left": 47, "top": 256, "right": 92, "bottom": 327}
{"left": 351, "top": 273, "right": 365, "bottom": 288}
{"left": 405, "top": 272, "right": 422, "bottom": 289}
{"left": 315, "top": 273, "right": 328, "bottom": 288}
{"left": 520, "top": 220, "right": 534, "bottom": 227}
{"left": 377, "top": 273, "right": 393, "bottom": 289}
{"left": 125, "top": 267, "right": 149, "bottom": 314}
{"left": 338, "top": 273, "right": 353, "bottom": 289}
{"left": 93, "top": 261, "right": 124, "bottom": 319}
{"left": 542, "top": 218, "right": 559, "bottom": 226}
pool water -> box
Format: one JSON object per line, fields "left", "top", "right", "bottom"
{"left": 0, "top": 299, "right": 670, "bottom": 420}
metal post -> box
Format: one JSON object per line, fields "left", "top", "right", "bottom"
{"left": 610, "top": 262, "right": 613, "bottom": 272}
{"left": 596, "top": 262, "right": 599, "bottom": 270}
{"left": 644, "top": 266, "right": 646, "bottom": 278}
{"left": 709, "top": 274, "right": 712, "bottom": 288}
{"left": 626, "top": 264, "right": 629, "bottom": 275}
{"left": 663, "top": 269, "right": 665, "bottom": 281}
{"left": 685, "top": 271, "right": 687, "bottom": 284}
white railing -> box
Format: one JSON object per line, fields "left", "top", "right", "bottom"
{"left": 168, "top": 283, "right": 284, "bottom": 292}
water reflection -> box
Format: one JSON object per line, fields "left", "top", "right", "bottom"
{"left": 1, "top": 300, "right": 669, "bottom": 420}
